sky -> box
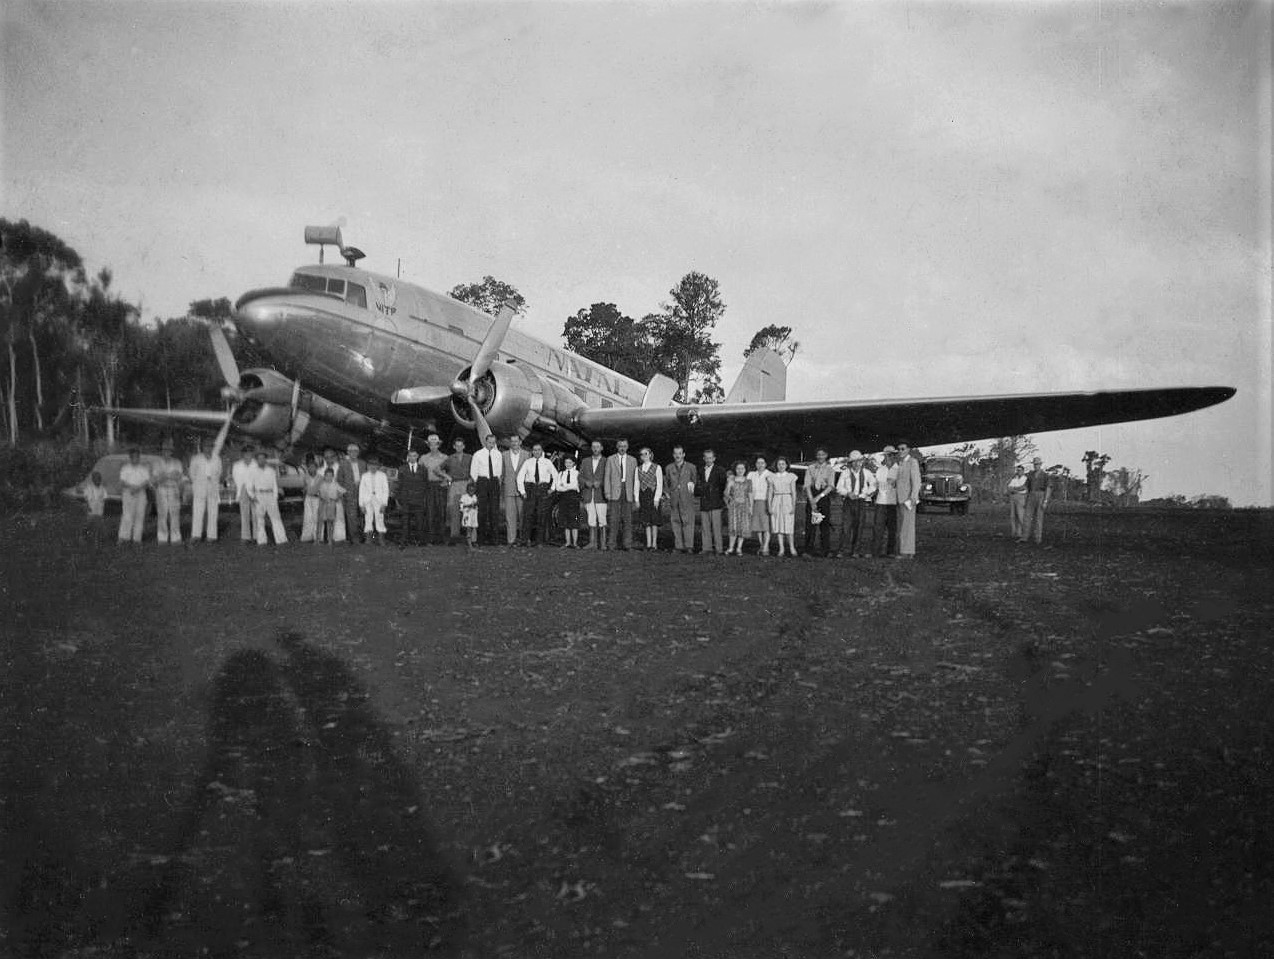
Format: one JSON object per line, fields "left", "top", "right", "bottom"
{"left": 3, "top": 1, "right": 1270, "bottom": 504}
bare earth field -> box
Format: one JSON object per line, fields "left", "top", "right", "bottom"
{"left": 2, "top": 504, "right": 1272, "bottom": 958}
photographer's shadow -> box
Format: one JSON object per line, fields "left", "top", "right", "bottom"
{"left": 131, "top": 631, "right": 464, "bottom": 957}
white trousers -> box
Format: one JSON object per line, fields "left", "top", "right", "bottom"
{"left": 585, "top": 501, "right": 608, "bottom": 528}
{"left": 363, "top": 504, "right": 387, "bottom": 534}
{"left": 253, "top": 492, "right": 288, "bottom": 544}
{"left": 155, "top": 487, "right": 182, "bottom": 543}
{"left": 118, "top": 489, "right": 146, "bottom": 541}
{"left": 190, "top": 483, "right": 219, "bottom": 540}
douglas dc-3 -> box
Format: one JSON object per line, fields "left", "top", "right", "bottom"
{"left": 108, "top": 226, "right": 1235, "bottom": 459}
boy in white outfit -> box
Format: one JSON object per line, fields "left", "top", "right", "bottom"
{"left": 359, "top": 456, "right": 391, "bottom": 544}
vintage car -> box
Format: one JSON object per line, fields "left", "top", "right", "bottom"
{"left": 64, "top": 452, "right": 307, "bottom": 510}
{"left": 919, "top": 455, "right": 971, "bottom": 514}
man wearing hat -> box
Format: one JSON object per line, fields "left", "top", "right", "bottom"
{"left": 336, "top": 443, "right": 366, "bottom": 544}
{"left": 872, "top": 446, "right": 900, "bottom": 556}
{"left": 1023, "top": 456, "right": 1053, "bottom": 544}
{"left": 895, "top": 441, "right": 922, "bottom": 559}
{"left": 834, "top": 450, "right": 877, "bottom": 558}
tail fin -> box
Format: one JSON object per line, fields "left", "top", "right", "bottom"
{"left": 726, "top": 349, "right": 786, "bottom": 404}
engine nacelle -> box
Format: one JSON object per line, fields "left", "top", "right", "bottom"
{"left": 232, "top": 368, "right": 379, "bottom": 450}
{"left": 453, "top": 361, "right": 588, "bottom": 445}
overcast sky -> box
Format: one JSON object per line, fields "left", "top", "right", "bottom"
{"left": 3, "top": 1, "right": 1270, "bottom": 504}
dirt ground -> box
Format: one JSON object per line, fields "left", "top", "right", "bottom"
{"left": 2, "top": 503, "right": 1272, "bottom": 958}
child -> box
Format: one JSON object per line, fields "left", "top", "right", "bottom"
{"left": 460, "top": 481, "right": 479, "bottom": 548}
{"left": 317, "top": 468, "right": 346, "bottom": 545}
{"left": 82, "top": 471, "right": 108, "bottom": 545}
{"left": 554, "top": 456, "right": 581, "bottom": 548}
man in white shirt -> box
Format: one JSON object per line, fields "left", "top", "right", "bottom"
{"left": 358, "top": 455, "right": 391, "bottom": 544}
{"left": 117, "top": 448, "right": 151, "bottom": 544}
{"left": 154, "top": 441, "right": 185, "bottom": 544}
{"left": 517, "top": 442, "right": 559, "bottom": 546}
{"left": 231, "top": 448, "right": 257, "bottom": 543}
{"left": 188, "top": 437, "right": 223, "bottom": 543}
{"left": 468, "top": 433, "right": 503, "bottom": 546}
{"left": 872, "top": 446, "right": 900, "bottom": 557}
{"left": 249, "top": 450, "right": 288, "bottom": 545}
{"left": 834, "top": 450, "right": 877, "bottom": 558}
{"left": 604, "top": 438, "right": 639, "bottom": 551}
{"left": 1007, "top": 463, "right": 1029, "bottom": 540}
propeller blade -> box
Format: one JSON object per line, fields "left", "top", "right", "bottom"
{"left": 287, "top": 379, "right": 309, "bottom": 446}
{"left": 391, "top": 385, "right": 455, "bottom": 405}
{"left": 470, "top": 304, "right": 516, "bottom": 382}
{"left": 469, "top": 397, "right": 495, "bottom": 446}
{"left": 211, "top": 408, "right": 234, "bottom": 461}
{"left": 209, "top": 325, "right": 240, "bottom": 389}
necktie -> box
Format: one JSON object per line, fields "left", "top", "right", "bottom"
{"left": 621, "top": 459, "right": 626, "bottom": 482}
{"left": 487, "top": 453, "right": 493, "bottom": 479}
{"left": 535, "top": 461, "right": 541, "bottom": 483}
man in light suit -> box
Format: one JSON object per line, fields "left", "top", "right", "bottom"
{"left": 894, "top": 441, "right": 923, "bottom": 559}
{"left": 664, "top": 445, "right": 698, "bottom": 553}
{"left": 579, "top": 439, "right": 609, "bottom": 549}
{"left": 336, "top": 443, "right": 365, "bottom": 544}
{"left": 501, "top": 435, "right": 529, "bottom": 545}
{"left": 604, "top": 438, "right": 639, "bottom": 551}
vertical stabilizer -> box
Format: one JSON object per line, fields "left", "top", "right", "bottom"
{"left": 725, "top": 349, "right": 787, "bottom": 403}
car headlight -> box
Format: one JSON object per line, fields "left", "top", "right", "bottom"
{"left": 960, "top": 485, "right": 969, "bottom": 492}
{"left": 924, "top": 483, "right": 933, "bottom": 491}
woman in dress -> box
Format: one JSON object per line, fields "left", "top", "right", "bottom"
{"left": 635, "top": 447, "right": 664, "bottom": 550}
{"left": 553, "top": 455, "right": 582, "bottom": 548}
{"left": 300, "top": 461, "right": 322, "bottom": 542}
{"left": 766, "top": 457, "right": 798, "bottom": 557}
{"left": 746, "top": 455, "right": 773, "bottom": 556}
{"left": 724, "top": 460, "right": 753, "bottom": 555}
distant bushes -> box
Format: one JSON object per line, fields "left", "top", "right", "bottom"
{"left": 0, "top": 442, "right": 102, "bottom": 512}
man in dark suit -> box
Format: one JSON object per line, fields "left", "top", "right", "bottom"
{"left": 336, "top": 443, "right": 365, "bottom": 544}
{"left": 603, "top": 438, "right": 638, "bottom": 550}
{"left": 664, "top": 445, "right": 698, "bottom": 553}
{"left": 396, "top": 448, "right": 429, "bottom": 547}
{"left": 697, "top": 448, "right": 728, "bottom": 554}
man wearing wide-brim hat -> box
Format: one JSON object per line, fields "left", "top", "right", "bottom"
{"left": 871, "top": 446, "right": 900, "bottom": 557}
{"left": 834, "top": 449, "right": 877, "bottom": 558}
{"left": 1023, "top": 456, "right": 1052, "bottom": 544}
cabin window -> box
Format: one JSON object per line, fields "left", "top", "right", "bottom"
{"left": 290, "top": 272, "right": 327, "bottom": 293}
{"left": 345, "top": 283, "right": 367, "bottom": 308}
{"left": 326, "top": 278, "right": 346, "bottom": 296}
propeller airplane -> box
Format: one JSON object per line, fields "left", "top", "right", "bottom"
{"left": 103, "top": 226, "right": 1236, "bottom": 461}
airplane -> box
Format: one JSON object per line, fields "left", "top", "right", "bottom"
{"left": 106, "top": 225, "right": 1236, "bottom": 462}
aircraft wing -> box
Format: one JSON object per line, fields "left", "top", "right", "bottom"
{"left": 94, "top": 407, "right": 231, "bottom": 427}
{"left": 570, "top": 386, "right": 1235, "bottom": 457}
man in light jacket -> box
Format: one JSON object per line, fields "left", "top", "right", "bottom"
{"left": 894, "top": 441, "right": 923, "bottom": 559}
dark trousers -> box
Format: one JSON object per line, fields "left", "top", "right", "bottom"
{"left": 872, "top": 504, "right": 898, "bottom": 556}
{"left": 804, "top": 497, "right": 833, "bottom": 554}
{"left": 476, "top": 477, "right": 501, "bottom": 544}
{"left": 343, "top": 496, "right": 363, "bottom": 543}
{"left": 839, "top": 499, "right": 869, "bottom": 555}
{"left": 399, "top": 503, "right": 426, "bottom": 544}
{"left": 607, "top": 498, "right": 633, "bottom": 549}
{"left": 425, "top": 485, "right": 448, "bottom": 544}
{"left": 523, "top": 483, "right": 553, "bottom": 544}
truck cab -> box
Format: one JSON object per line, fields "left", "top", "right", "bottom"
{"left": 920, "top": 455, "right": 971, "bottom": 514}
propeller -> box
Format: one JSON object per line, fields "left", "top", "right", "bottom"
{"left": 451, "top": 303, "right": 516, "bottom": 444}
{"left": 210, "top": 324, "right": 242, "bottom": 401}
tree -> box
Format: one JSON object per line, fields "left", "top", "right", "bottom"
{"left": 1082, "top": 450, "right": 1110, "bottom": 503}
{"left": 562, "top": 302, "right": 659, "bottom": 383}
{"left": 448, "top": 276, "right": 527, "bottom": 318}
{"left": 690, "top": 371, "right": 725, "bottom": 405}
{"left": 0, "top": 219, "right": 84, "bottom": 443}
{"left": 647, "top": 272, "right": 724, "bottom": 401}
{"left": 77, "top": 268, "right": 142, "bottom": 448}
{"left": 744, "top": 324, "right": 799, "bottom": 365}
{"left": 1104, "top": 466, "right": 1148, "bottom": 508}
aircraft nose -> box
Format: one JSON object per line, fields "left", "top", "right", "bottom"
{"left": 234, "top": 288, "right": 302, "bottom": 334}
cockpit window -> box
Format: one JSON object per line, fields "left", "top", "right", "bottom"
{"left": 289, "top": 272, "right": 328, "bottom": 293}
{"left": 345, "top": 283, "right": 367, "bottom": 308}
{"left": 325, "top": 278, "right": 346, "bottom": 296}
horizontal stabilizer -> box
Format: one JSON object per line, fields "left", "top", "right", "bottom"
{"left": 726, "top": 349, "right": 787, "bottom": 404}
{"left": 642, "top": 374, "right": 679, "bottom": 408}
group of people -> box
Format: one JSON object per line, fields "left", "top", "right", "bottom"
{"left": 95, "top": 432, "right": 1056, "bottom": 555}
